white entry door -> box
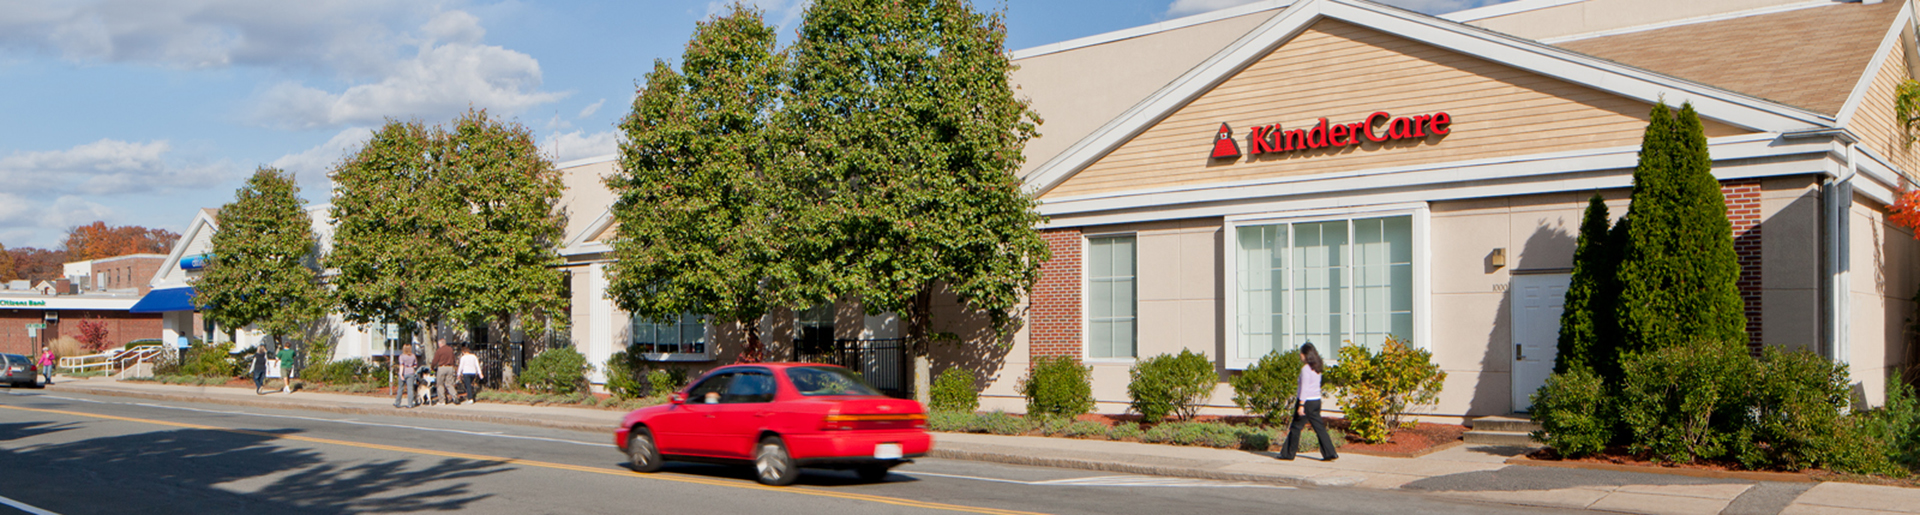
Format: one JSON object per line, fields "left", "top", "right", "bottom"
{"left": 1511, "top": 273, "right": 1570, "bottom": 412}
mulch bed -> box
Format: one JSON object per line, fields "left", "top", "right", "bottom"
{"left": 1019, "top": 413, "right": 1466, "bottom": 457}
{"left": 1519, "top": 446, "right": 1920, "bottom": 486}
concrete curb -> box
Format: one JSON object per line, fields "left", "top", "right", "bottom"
{"left": 926, "top": 447, "right": 1366, "bottom": 487}
{"left": 44, "top": 384, "right": 613, "bottom": 434}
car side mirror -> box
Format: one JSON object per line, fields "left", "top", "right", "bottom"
{"left": 669, "top": 392, "right": 685, "bottom": 405}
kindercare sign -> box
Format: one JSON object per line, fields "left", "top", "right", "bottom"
{"left": 1209, "top": 111, "right": 1453, "bottom": 159}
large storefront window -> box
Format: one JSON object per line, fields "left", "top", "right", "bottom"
{"left": 1087, "top": 235, "right": 1137, "bottom": 359}
{"left": 631, "top": 313, "right": 707, "bottom": 356}
{"left": 1236, "top": 215, "right": 1412, "bottom": 363}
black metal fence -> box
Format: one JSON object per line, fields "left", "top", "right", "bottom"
{"left": 791, "top": 338, "right": 909, "bottom": 398}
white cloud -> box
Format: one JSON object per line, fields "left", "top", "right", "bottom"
{"left": 578, "top": 99, "right": 606, "bottom": 119}
{"left": 269, "top": 127, "right": 374, "bottom": 201}
{"left": 0, "top": 139, "right": 242, "bottom": 247}
{"left": 0, "top": 0, "right": 415, "bottom": 77}
{"left": 41, "top": 196, "right": 118, "bottom": 231}
{"left": 541, "top": 130, "right": 621, "bottom": 164}
{"left": 422, "top": 10, "right": 484, "bottom": 46}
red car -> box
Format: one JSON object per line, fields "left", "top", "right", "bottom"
{"left": 614, "top": 363, "right": 931, "bottom": 486}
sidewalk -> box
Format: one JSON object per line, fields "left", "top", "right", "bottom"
{"left": 34, "top": 376, "right": 1920, "bottom": 515}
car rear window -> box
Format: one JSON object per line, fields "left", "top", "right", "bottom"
{"left": 787, "top": 367, "right": 881, "bottom": 397}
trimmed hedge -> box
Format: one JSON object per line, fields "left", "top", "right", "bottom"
{"left": 1232, "top": 350, "right": 1301, "bottom": 427}
{"left": 1020, "top": 356, "right": 1094, "bottom": 417}
{"left": 1529, "top": 367, "right": 1610, "bottom": 458}
{"left": 523, "top": 347, "right": 590, "bottom": 395}
{"left": 930, "top": 367, "right": 980, "bottom": 413}
{"left": 1128, "top": 349, "right": 1215, "bottom": 423}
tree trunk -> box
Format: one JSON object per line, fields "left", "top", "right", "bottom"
{"left": 910, "top": 286, "right": 933, "bottom": 404}
{"left": 739, "top": 321, "right": 764, "bottom": 364}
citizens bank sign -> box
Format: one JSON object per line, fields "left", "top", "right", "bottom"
{"left": 0, "top": 299, "right": 46, "bottom": 308}
{"left": 1210, "top": 111, "right": 1453, "bottom": 159}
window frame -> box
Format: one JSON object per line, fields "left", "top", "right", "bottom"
{"left": 1082, "top": 231, "right": 1139, "bottom": 362}
{"left": 627, "top": 312, "right": 714, "bottom": 362}
{"left": 1222, "top": 203, "right": 1430, "bottom": 370}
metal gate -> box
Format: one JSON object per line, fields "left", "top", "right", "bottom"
{"left": 792, "top": 338, "right": 909, "bottom": 398}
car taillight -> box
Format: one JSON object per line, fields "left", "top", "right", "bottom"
{"left": 822, "top": 413, "right": 927, "bottom": 431}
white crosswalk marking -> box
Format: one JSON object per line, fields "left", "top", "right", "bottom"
{"left": 906, "top": 471, "right": 1294, "bottom": 489}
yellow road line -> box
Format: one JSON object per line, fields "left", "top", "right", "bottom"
{"left": 0, "top": 404, "right": 1044, "bottom": 515}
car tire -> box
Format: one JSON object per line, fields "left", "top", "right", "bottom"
{"left": 754, "top": 436, "right": 799, "bottom": 486}
{"left": 855, "top": 464, "right": 891, "bottom": 483}
{"left": 626, "top": 427, "right": 663, "bottom": 473}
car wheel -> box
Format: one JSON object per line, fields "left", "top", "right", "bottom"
{"left": 754, "top": 436, "right": 798, "bottom": 486}
{"left": 855, "top": 464, "right": 891, "bottom": 483}
{"left": 626, "top": 427, "right": 663, "bottom": 473}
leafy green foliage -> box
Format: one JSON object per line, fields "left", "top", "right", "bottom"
{"left": 1232, "top": 350, "right": 1302, "bottom": 427}
{"left": 328, "top": 121, "right": 455, "bottom": 337}
{"left": 177, "top": 340, "right": 240, "bottom": 378}
{"left": 647, "top": 368, "right": 689, "bottom": 396}
{"left": 1557, "top": 194, "right": 1624, "bottom": 380}
{"left": 196, "top": 167, "right": 329, "bottom": 347}
{"left": 782, "top": 0, "right": 1048, "bottom": 386}
{"left": 1617, "top": 338, "right": 1752, "bottom": 464}
{"left": 304, "top": 358, "right": 385, "bottom": 386}
{"left": 1325, "top": 337, "right": 1447, "bottom": 444}
{"left": 1019, "top": 356, "right": 1094, "bottom": 417}
{"left": 1616, "top": 102, "right": 1745, "bottom": 353}
{"left": 522, "top": 347, "right": 590, "bottom": 395}
{"left": 1529, "top": 367, "right": 1611, "bottom": 458}
{"left": 604, "top": 351, "right": 645, "bottom": 400}
{"left": 1732, "top": 348, "right": 1850, "bottom": 471}
{"left": 1127, "top": 350, "right": 1215, "bottom": 423}
{"left": 930, "top": 367, "right": 980, "bottom": 413}
{"left": 609, "top": 5, "right": 798, "bottom": 360}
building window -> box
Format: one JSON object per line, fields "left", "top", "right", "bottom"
{"left": 1235, "top": 215, "right": 1412, "bottom": 363}
{"left": 630, "top": 313, "right": 707, "bottom": 356}
{"left": 794, "top": 302, "right": 835, "bottom": 357}
{"left": 1087, "top": 235, "right": 1137, "bottom": 359}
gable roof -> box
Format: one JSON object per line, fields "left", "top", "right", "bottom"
{"left": 1552, "top": 0, "right": 1903, "bottom": 115}
{"left": 1022, "top": 0, "right": 1839, "bottom": 197}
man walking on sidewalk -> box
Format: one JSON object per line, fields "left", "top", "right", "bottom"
{"left": 432, "top": 337, "right": 457, "bottom": 406}
{"left": 394, "top": 344, "right": 419, "bottom": 408}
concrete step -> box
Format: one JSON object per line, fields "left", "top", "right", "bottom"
{"left": 1469, "top": 415, "right": 1541, "bottom": 434}
{"left": 1463, "top": 430, "right": 1540, "bottom": 447}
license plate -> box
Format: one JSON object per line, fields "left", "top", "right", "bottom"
{"left": 874, "top": 443, "right": 903, "bottom": 460}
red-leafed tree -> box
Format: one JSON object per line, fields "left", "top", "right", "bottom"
{"left": 62, "top": 222, "right": 181, "bottom": 261}
{"left": 1891, "top": 191, "right": 1920, "bottom": 232}
{"left": 75, "top": 319, "right": 112, "bottom": 352}
{"left": 6, "top": 247, "right": 68, "bottom": 282}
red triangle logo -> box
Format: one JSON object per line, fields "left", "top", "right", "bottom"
{"left": 1210, "top": 123, "right": 1240, "bottom": 159}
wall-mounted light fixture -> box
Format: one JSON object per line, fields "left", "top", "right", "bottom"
{"left": 1489, "top": 248, "right": 1507, "bottom": 268}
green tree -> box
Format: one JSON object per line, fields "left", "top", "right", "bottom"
{"left": 196, "top": 167, "right": 330, "bottom": 355}
{"left": 328, "top": 121, "right": 462, "bottom": 350}
{"left": 438, "top": 110, "right": 568, "bottom": 342}
{"left": 607, "top": 4, "right": 797, "bottom": 362}
{"left": 783, "top": 0, "right": 1048, "bottom": 400}
{"left": 1556, "top": 194, "right": 1623, "bottom": 379}
{"left": 1616, "top": 102, "right": 1745, "bottom": 353}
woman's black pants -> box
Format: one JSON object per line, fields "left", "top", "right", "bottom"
{"left": 1281, "top": 399, "right": 1338, "bottom": 460}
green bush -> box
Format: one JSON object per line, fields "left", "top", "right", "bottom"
{"left": 305, "top": 358, "right": 384, "bottom": 386}
{"left": 928, "top": 411, "right": 976, "bottom": 432}
{"left": 1128, "top": 350, "right": 1216, "bottom": 423}
{"left": 977, "top": 411, "right": 1034, "bottom": 435}
{"left": 1732, "top": 347, "right": 1850, "bottom": 471}
{"left": 1530, "top": 367, "right": 1612, "bottom": 458}
{"left": 1020, "top": 356, "right": 1095, "bottom": 417}
{"left": 1325, "top": 337, "right": 1447, "bottom": 444}
{"left": 1063, "top": 420, "right": 1109, "bottom": 438}
{"left": 646, "top": 368, "right": 688, "bottom": 396}
{"left": 1617, "top": 338, "right": 1752, "bottom": 464}
{"left": 1033, "top": 414, "right": 1075, "bottom": 436}
{"left": 1232, "top": 350, "right": 1301, "bottom": 427}
{"left": 1106, "top": 422, "right": 1145, "bottom": 440}
{"left": 604, "top": 351, "right": 644, "bottom": 400}
{"left": 523, "top": 347, "right": 590, "bottom": 395}
{"left": 179, "top": 341, "right": 241, "bottom": 378}
{"left": 1830, "top": 380, "right": 1920, "bottom": 477}
{"left": 931, "top": 367, "right": 980, "bottom": 413}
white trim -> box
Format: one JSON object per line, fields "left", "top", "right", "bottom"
{"left": 1538, "top": 1, "right": 1838, "bottom": 44}
{"left": 555, "top": 153, "right": 617, "bottom": 170}
{"left": 1022, "top": 0, "right": 1835, "bottom": 198}
{"left": 1833, "top": 5, "right": 1911, "bottom": 128}
{"left": 150, "top": 209, "right": 220, "bottom": 289}
{"left": 561, "top": 209, "right": 617, "bottom": 254}
{"left": 1009, "top": 1, "right": 1294, "bottom": 60}
{"left": 1440, "top": 0, "right": 1582, "bottom": 22}
{"left": 1220, "top": 204, "right": 1429, "bottom": 369}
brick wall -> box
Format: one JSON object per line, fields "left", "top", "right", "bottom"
{"left": 1722, "top": 179, "right": 1763, "bottom": 350}
{"left": 0, "top": 310, "right": 162, "bottom": 356}
{"left": 1031, "top": 228, "right": 1083, "bottom": 360}
{"left": 91, "top": 256, "right": 165, "bottom": 295}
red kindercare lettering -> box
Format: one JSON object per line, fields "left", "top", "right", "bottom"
{"left": 1211, "top": 111, "right": 1452, "bottom": 159}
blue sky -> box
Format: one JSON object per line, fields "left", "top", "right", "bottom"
{"left": 0, "top": 0, "right": 1510, "bottom": 249}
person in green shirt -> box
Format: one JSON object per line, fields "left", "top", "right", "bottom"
{"left": 276, "top": 343, "right": 297, "bottom": 394}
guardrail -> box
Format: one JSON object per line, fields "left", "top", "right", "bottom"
{"left": 57, "top": 346, "right": 163, "bottom": 375}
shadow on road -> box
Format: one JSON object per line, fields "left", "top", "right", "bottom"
{"left": 0, "top": 425, "right": 509, "bottom": 513}
{"left": 643, "top": 462, "right": 921, "bottom": 488}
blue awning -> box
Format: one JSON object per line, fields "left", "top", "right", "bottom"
{"left": 130, "top": 287, "right": 198, "bottom": 313}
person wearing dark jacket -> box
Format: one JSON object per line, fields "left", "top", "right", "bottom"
{"left": 1279, "top": 342, "right": 1339, "bottom": 462}
{"left": 251, "top": 346, "right": 269, "bottom": 395}
{"left": 432, "top": 338, "right": 457, "bottom": 406}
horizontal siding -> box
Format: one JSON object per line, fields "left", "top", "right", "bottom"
{"left": 1846, "top": 38, "right": 1918, "bottom": 178}
{"left": 1044, "top": 19, "right": 1752, "bottom": 200}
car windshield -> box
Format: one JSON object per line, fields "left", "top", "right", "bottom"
{"left": 787, "top": 367, "right": 881, "bottom": 397}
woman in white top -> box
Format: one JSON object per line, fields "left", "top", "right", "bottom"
{"left": 457, "top": 347, "right": 484, "bottom": 405}
{"left": 1279, "top": 342, "right": 1338, "bottom": 461}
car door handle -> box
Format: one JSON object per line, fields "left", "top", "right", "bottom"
{"left": 755, "top": 412, "right": 771, "bottom": 418}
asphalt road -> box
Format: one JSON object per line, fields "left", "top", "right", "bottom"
{"left": 0, "top": 389, "right": 1590, "bottom": 515}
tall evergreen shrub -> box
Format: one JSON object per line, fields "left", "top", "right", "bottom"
{"left": 1616, "top": 102, "right": 1746, "bottom": 353}
{"left": 1557, "top": 194, "right": 1623, "bottom": 379}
